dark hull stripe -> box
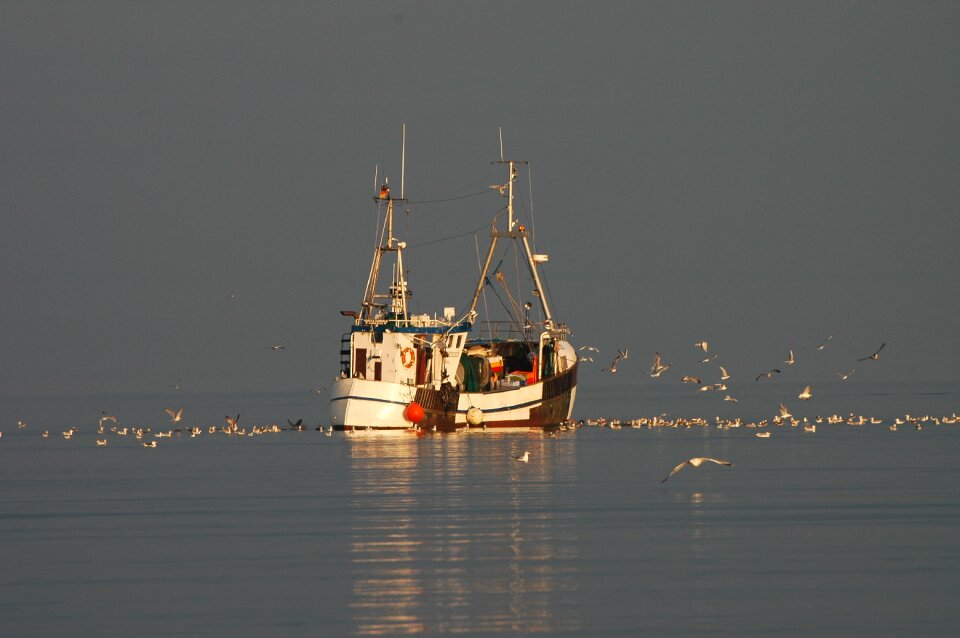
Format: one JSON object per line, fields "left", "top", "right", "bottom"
{"left": 330, "top": 393, "right": 546, "bottom": 414}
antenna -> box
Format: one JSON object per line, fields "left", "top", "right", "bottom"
{"left": 499, "top": 127, "right": 504, "bottom": 161}
{"left": 373, "top": 164, "right": 379, "bottom": 192}
{"left": 401, "top": 123, "right": 406, "bottom": 200}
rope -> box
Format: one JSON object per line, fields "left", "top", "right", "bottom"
{"left": 404, "top": 223, "right": 488, "bottom": 250}
{"left": 407, "top": 188, "right": 494, "bottom": 205}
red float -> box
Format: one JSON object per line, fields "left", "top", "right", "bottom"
{"left": 403, "top": 401, "right": 425, "bottom": 424}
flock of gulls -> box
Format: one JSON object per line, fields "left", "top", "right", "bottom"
{"left": 571, "top": 335, "right": 956, "bottom": 480}
{"left": 3, "top": 336, "right": 956, "bottom": 484}
{"left": 2, "top": 412, "right": 336, "bottom": 447}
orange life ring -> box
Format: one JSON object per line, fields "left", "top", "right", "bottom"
{"left": 401, "top": 347, "right": 416, "bottom": 368}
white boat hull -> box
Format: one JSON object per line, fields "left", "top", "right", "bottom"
{"left": 330, "top": 365, "right": 577, "bottom": 431}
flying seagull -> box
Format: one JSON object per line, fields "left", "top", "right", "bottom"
{"left": 694, "top": 341, "right": 709, "bottom": 352}
{"left": 857, "top": 343, "right": 886, "bottom": 362}
{"left": 164, "top": 407, "right": 183, "bottom": 423}
{"left": 267, "top": 345, "right": 286, "bottom": 351}
{"left": 779, "top": 403, "right": 792, "bottom": 419}
{"left": 681, "top": 375, "right": 702, "bottom": 384}
{"left": 755, "top": 369, "right": 781, "bottom": 381}
{"left": 661, "top": 457, "right": 733, "bottom": 483}
{"left": 785, "top": 350, "right": 795, "bottom": 365}
{"left": 602, "top": 353, "right": 622, "bottom": 374}
{"left": 799, "top": 385, "right": 813, "bottom": 400}
{"left": 719, "top": 366, "right": 730, "bottom": 381}
{"left": 816, "top": 334, "right": 834, "bottom": 351}
{"left": 836, "top": 369, "right": 855, "bottom": 380}
{"left": 579, "top": 345, "right": 600, "bottom": 352}
{"left": 649, "top": 352, "right": 671, "bottom": 378}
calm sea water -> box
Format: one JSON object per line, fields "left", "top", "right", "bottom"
{"left": 2, "top": 381, "right": 959, "bottom": 637}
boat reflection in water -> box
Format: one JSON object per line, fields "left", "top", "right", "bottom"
{"left": 345, "top": 431, "right": 581, "bottom": 635}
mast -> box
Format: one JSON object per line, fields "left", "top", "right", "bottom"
{"left": 469, "top": 156, "right": 554, "bottom": 328}
{"left": 359, "top": 128, "right": 410, "bottom": 322}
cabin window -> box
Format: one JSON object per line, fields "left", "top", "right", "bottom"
{"left": 374, "top": 361, "right": 382, "bottom": 381}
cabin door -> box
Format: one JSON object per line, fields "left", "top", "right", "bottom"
{"left": 415, "top": 337, "right": 432, "bottom": 385}
{"left": 354, "top": 348, "right": 367, "bottom": 379}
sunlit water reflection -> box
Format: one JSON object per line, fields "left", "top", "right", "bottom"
{"left": 1, "top": 384, "right": 959, "bottom": 636}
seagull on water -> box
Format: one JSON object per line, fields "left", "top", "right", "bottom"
{"left": 661, "top": 457, "right": 733, "bottom": 483}
{"left": 512, "top": 451, "right": 530, "bottom": 463}
{"left": 857, "top": 343, "right": 885, "bottom": 361}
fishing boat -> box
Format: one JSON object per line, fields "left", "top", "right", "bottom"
{"left": 329, "top": 136, "right": 577, "bottom": 431}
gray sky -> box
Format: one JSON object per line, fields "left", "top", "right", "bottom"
{"left": 2, "top": 1, "right": 958, "bottom": 396}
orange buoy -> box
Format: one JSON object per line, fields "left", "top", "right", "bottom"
{"left": 403, "top": 401, "right": 425, "bottom": 424}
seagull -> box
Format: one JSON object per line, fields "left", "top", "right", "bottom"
{"left": 661, "top": 457, "right": 733, "bottom": 483}
{"left": 799, "top": 385, "right": 813, "bottom": 400}
{"left": 694, "top": 341, "right": 709, "bottom": 352}
{"left": 681, "top": 375, "right": 702, "bottom": 384}
{"left": 287, "top": 418, "right": 304, "bottom": 431}
{"left": 602, "top": 355, "right": 620, "bottom": 374}
{"left": 18, "top": 420, "right": 27, "bottom": 429}
{"left": 618, "top": 348, "right": 629, "bottom": 360}
{"left": 96, "top": 439, "right": 108, "bottom": 446}
{"left": 779, "top": 403, "right": 792, "bottom": 419}
{"left": 649, "top": 352, "right": 671, "bottom": 378}
{"left": 324, "top": 426, "right": 333, "bottom": 436}
{"left": 579, "top": 356, "right": 594, "bottom": 363}
{"left": 723, "top": 395, "right": 739, "bottom": 403}
{"left": 857, "top": 343, "right": 885, "bottom": 362}
{"left": 226, "top": 414, "right": 240, "bottom": 430}
{"left": 99, "top": 414, "right": 118, "bottom": 426}
{"left": 165, "top": 407, "right": 183, "bottom": 423}
{"left": 267, "top": 345, "right": 286, "bottom": 351}
{"left": 785, "top": 350, "right": 795, "bottom": 365}
{"left": 755, "top": 369, "right": 781, "bottom": 381}
{"left": 699, "top": 354, "right": 718, "bottom": 364}
{"left": 836, "top": 369, "right": 855, "bottom": 380}
{"left": 168, "top": 377, "right": 182, "bottom": 390}
{"left": 816, "top": 334, "right": 834, "bottom": 351}
{"left": 142, "top": 441, "right": 157, "bottom": 448}
{"left": 719, "top": 366, "right": 730, "bottom": 381}
{"left": 512, "top": 451, "right": 530, "bottom": 463}
{"left": 579, "top": 345, "right": 600, "bottom": 352}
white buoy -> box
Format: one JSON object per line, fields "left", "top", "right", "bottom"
{"left": 466, "top": 407, "right": 484, "bottom": 426}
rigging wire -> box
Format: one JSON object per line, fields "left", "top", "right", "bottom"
{"left": 527, "top": 163, "right": 536, "bottom": 252}
{"left": 406, "top": 188, "right": 494, "bottom": 205}
{"left": 404, "top": 223, "right": 489, "bottom": 250}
